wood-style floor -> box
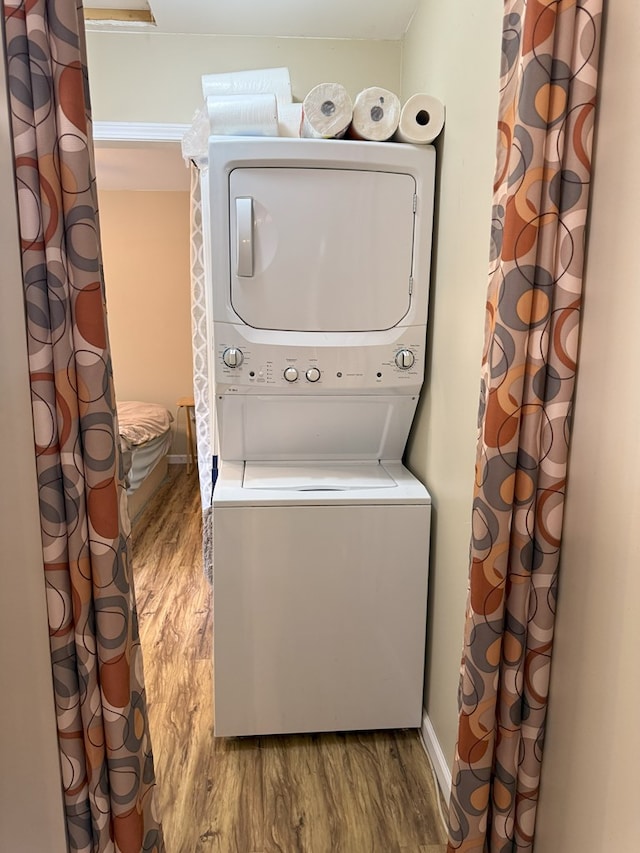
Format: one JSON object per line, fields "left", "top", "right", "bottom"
{"left": 131, "top": 466, "right": 447, "bottom": 853}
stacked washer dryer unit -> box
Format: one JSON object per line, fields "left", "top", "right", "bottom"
{"left": 209, "top": 137, "right": 435, "bottom": 737}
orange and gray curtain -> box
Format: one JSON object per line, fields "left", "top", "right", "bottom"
{"left": 447, "top": 2, "right": 603, "bottom": 851}
{"left": 3, "top": 2, "right": 163, "bottom": 850}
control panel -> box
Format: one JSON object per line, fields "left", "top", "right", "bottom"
{"left": 215, "top": 333, "right": 425, "bottom": 394}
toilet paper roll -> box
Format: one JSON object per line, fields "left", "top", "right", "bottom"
{"left": 202, "top": 67, "right": 292, "bottom": 105}
{"left": 302, "top": 83, "right": 353, "bottom": 139}
{"left": 394, "top": 94, "right": 445, "bottom": 144}
{"left": 277, "top": 103, "right": 303, "bottom": 138}
{"left": 348, "top": 87, "right": 401, "bottom": 142}
{"left": 206, "top": 93, "right": 278, "bottom": 137}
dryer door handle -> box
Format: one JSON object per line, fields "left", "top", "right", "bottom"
{"left": 236, "top": 197, "right": 254, "bottom": 277}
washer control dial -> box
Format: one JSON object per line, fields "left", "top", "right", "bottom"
{"left": 222, "top": 347, "right": 244, "bottom": 368}
{"left": 284, "top": 367, "right": 298, "bottom": 382}
{"left": 395, "top": 349, "right": 415, "bottom": 370}
{"left": 306, "top": 367, "right": 321, "bottom": 383}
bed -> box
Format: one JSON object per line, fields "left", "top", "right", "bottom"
{"left": 117, "top": 401, "right": 173, "bottom": 522}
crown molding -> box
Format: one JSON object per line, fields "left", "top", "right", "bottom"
{"left": 92, "top": 121, "right": 190, "bottom": 142}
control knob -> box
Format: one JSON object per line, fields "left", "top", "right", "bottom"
{"left": 395, "top": 349, "right": 415, "bottom": 370}
{"left": 306, "top": 367, "right": 321, "bottom": 383}
{"left": 222, "top": 347, "right": 244, "bottom": 368}
{"left": 284, "top": 367, "right": 298, "bottom": 382}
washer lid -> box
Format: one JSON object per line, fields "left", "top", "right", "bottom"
{"left": 243, "top": 461, "right": 397, "bottom": 491}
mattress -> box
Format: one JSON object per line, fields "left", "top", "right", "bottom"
{"left": 116, "top": 401, "right": 173, "bottom": 495}
{"left": 127, "top": 430, "right": 172, "bottom": 494}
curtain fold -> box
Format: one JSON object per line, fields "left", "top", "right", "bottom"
{"left": 447, "top": 2, "right": 603, "bottom": 851}
{"left": 189, "top": 162, "right": 214, "bottom": 514}
{"left": 3, "top": 1, "right": 163, "bottom": 850}
{"left": 188, "top": 161, "right": 216, "bottom": 582}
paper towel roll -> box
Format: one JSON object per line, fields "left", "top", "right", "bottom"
{"left": 202, "top": 67, "right": 292, "bottom": 105}
{"left": 206, "top": 94, "right": 278, "bottom": 137}
{"left": 277, "top": 103, "right": 303, "bottom": 138}
{"left": 349, "top": 87, "right": 401, "bottom": 142}
{"left": 302, "top": 83, "right": 353, "bottom": 139}
{"left": 394, "top": 94, "right": 445, "bottom": 144}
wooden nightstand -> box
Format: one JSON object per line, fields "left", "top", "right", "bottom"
{"left": 176, "top": 396, "right": 196, "bottom": 473}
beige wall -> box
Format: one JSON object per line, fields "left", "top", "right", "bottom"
{"left": 0, "top": 44, "right": 67, "bottom": 853}
{"left": 535, "top": 4, "right": 640, "bottom": 849}
{"left": 85, "top": 32, "right": 402, "bottom": 122}
{"left": 98, "top": 190, "right": 193, "bottom": 454}
{"left": 401, "top": 1, "right": 503, "bottom": 768}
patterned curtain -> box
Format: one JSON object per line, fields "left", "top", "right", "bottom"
{"left": 447, "top": 2, "right": 603, "bottom": 851}
{"left": 189, "top": 163, "right": 215, "bottom": 509}
{"left": 3, "top": 2, "right": 163, "bottom": 850}
{"left": 188, "top": 162, "right": 217, "bottom": 581}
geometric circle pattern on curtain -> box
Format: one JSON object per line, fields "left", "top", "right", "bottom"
{"left": 447, "top": 2, "right": 603, "bottom": 851}
{"left": 3, "top": 2, "right": 164, "bottom": 850}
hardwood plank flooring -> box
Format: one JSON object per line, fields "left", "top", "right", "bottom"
{"left": 130, "top": 467, "right": 448, "bottom": 853}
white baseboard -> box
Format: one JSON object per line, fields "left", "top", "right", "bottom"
{"left": 420, "top": 710, "right": 452, "bottom": 804}
{"left": 167, "top": 454, "right": 188, "bottom": 465}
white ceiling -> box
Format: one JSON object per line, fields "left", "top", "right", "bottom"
{"left": 84, "top": 0, "right": 419, "bottom": 41}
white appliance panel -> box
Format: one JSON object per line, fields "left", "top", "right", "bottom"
{"left": 213, "top": 502, "right": 431, "bottom": 737}
{"left": 213, "top": 460, "right": 431, "bottom": 507}
{"left": 207, "top": 139, "right": 436, "bottom": 738}
{"left": 213, "top": 325, "right": 426, "bottom": 395}
{"left": 209, "top": 139, "right": 435, "bottom": 333}
{"left": 229, "top": 167, "right": 415, "bottom": 333}
{"left": 243, "top": 460, "right": 396, "bottom": 490}
{"left": 216, "top": 395, "right": 418, "bottom": 461}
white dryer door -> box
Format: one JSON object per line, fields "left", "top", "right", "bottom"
{"left": 228, "top": 167, "right": 416, "bottom": 332}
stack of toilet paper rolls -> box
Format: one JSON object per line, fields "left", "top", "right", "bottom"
{"left": 196, "top": 66, "right": 445, "bottom": 144}
{"left": 346, "top": 88, "right": 445, "bottom": 144}
{"left": 202, "top": 67, "right": 292, "bottom": 137}
{"left": 299, "top": 85, "right": 445, "bottom": 143}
